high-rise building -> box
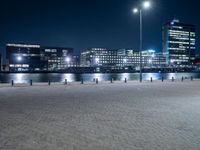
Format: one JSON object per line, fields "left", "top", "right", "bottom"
{"left": 162, "top": 19, "right": 196, "bottom": 66}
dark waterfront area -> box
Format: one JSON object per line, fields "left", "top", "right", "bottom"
{"left": 0, "top": 72, "right": 200, "bottom": 84}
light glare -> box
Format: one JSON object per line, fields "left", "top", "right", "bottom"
{"left": 148, "top": 49, "right": 155, "bottom": 53}
{"left": 133, "top": 8, "right": 138, "bottom": 13}
{"left": 95, "top": 58, "right": 99, "bottom": 63}
{"left": 17, "top": 56, "right": 22, "bottom": 61}
{"left": 143, "top": 1, "right": 151, "bottom": 9}
{"left": 65, "top": 57, "right": 70, "bottom": 62}
{"left": 148, "top": 59, "right": 152, "bottom": 63}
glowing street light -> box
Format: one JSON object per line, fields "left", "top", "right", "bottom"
{"left": 65, "top": 57, "right": 70, "bottom": 63}
{"left": 133, "top": 1, "right": 152, "bottom": 82}
{"left": 133, "top": 8, "right": 138, "bottom": 13}
{"left": 95, "top": 58, "right": 99, "bottom": 63}
{"left": 143, "top": 1, "right": 151, "bottom": 9}
{"left": 17, "top": 56, "right": 22, "bottom": 61}
{"left": 133, "top": 1, "right": 151, "bottom": 14}
{"left": 148, "top": 59, "right": 152, "bottom": 64}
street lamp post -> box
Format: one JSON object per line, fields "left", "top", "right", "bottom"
{"left": 133, "top": 1, "right": 151, "bottom": 82}
{"left": 139, "top": 9, "right": 143, "bottom": 82}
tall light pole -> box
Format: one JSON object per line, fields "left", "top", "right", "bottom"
{"left": 133, "top": 1, "right": 151, "bottom": 82}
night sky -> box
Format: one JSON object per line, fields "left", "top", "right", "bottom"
{"left": 0, "top": 0, "right": 199, "bottom": 56}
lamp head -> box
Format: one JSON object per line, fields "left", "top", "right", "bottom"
{"left": 65, "top": 57, "right": 70, "bottom": 63}
{"left": 95, "top": 58, "right": 99, "bottom": 64}
{"left": 143, "top": 1, "right": 151, "bottom": 9}
{"left": 148, "top": 59, "right": 152, "bottom": 63}
{"left": 133, "top": 8, "right": 138, "bottom": 13}
{"left": 17, "top": 56, "right": 22, "bottom": 61}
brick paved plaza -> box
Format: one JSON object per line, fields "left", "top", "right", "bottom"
{"left": 0, "top": 81, "right": 200, "bottom": 150}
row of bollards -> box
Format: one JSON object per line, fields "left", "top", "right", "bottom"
{"left": 93, "top": 78, "right": 128, "bottom": 84}
{"left": 149, "top": 76, "right": 194, "bottom": 82}
{"left": 10, "top": 76, "right": 195, "bottom": 86}
{"left": 149, "top": 77, "right": 175, "bottom": 82}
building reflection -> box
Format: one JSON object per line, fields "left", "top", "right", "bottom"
{"left": 15, "top": 73, "right": 27, "bottom": 83}
{"left": 121, "top": 73, "right": 130, "bottom": 80}
{"left": 62, "top": 74, "right": 75, "bottom": 82}
{"left": 167, "top": 73, "right": 176, "bottom": 80}
{"left": 92, "top": 73, "right": 103, "bottom": 81}
{"left": 144, "top": 73, "right": 159, "bottom": 80}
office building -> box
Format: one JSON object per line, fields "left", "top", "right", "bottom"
{"left": 81, "top": 48, "right": 126, "bottom": 68}
{"left": 6, "top": 43, "right": 76, "bottom": 72}
{"left": 6, "top": 43, "right": 46, "bottom": 71}
{"left": 81, "top": 48, "right": 133, "bottom": 68}
{"left": 162, "top": 19, "right": 196, "bottom": 66}
{"left": 141, "top": 50, "right": 167, "bottom": 68}
{"left": 40, "top": 47, "right": 75, "bottom": 71}
{"left": 81, "top": 48, "right": 166, "bottom": 68}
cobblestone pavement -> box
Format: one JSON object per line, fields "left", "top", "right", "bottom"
{"left": 0, "top": 81, "right": 200, "bottom": 150}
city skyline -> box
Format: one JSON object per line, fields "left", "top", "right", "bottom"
{"left": 0, "top": 0, "right": 199, "bottom": 55}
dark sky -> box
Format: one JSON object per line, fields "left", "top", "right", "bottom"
{"left": 0, "top": 0, "right": 199, "bottom": 56}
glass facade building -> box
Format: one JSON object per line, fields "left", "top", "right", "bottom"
{"left": 40, "top": 47, "right": 75, "bottom": 71}
{"left": 141, "top": 50, "right": 167, "bottom": 68}
{"left": 81, "top": 48, "right": 130, "bottom": 68}
{"left": 80, "top": 48, "right": 166, "bottom": 68}
{"left": 6, "top": 44, "right": 46, "bottom": 71}
{"left": 6, "top": 44, "right": 76, "bottom": 72}
{"left": 162, "top": 19, "right": 196, "bottom": 66}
